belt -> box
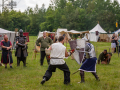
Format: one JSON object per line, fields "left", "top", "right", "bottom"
{"left": 51, "top": 57, "right": 63, "bottom": 59}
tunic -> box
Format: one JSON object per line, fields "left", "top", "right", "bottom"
{"left": 50, "top": 42, "right": 66, "bottom": 65}
{"left": 79, "top": 43, "right": 97, "bottom": 72}
{"left": 36, "top": 37, "right": 53, "bottom": 51}
{"left": 1, "top": 40, "right": 13, "bottom": 64}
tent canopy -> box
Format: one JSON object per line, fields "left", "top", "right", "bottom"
{"left": 37, "top": 31, "right": 55, "bottom": 39}
{"left": 0, "top": 28, "right": 18, "bottom": 50}
{"left": 67, "top": 30, "right": 89, "bottom": 34}
{"left": 114, "top": 29, "right": 120, "bottom": 35}
{"left": 56, "top": 28, "right": 71, "bottom": 40}
{"left": 67, "top": 30, "right": 81, "bottom": 34}
{"left": 0, "top": 28, "right": 14, "bottom": 33}
{"left": 89, "top": 24, "right": 107, "bottom": 33}
{"left": 57, "top": 28, "right": 68, "bottom": 37}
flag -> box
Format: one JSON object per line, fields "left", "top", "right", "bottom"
{"left": 116, "top": 21, "right": 118, "bottom": 27}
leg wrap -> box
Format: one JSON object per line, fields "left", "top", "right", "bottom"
{"left": 80, "top": 70, "right": 85, "bottom": 83}
{"left": 92, "top": 72, "right": 100, "bottom": 81}
{"left": 17, "top": 57, "right": 20, "bottom": 66}
{"left": 23, "top": 58, "right": 26, "bottom": 67}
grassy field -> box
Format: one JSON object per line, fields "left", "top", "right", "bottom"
{"left": 0, "top": 36, "right": 120, "bottom": 90}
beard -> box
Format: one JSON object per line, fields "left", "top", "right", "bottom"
{"left": 4, "top": 38, "right": 8, "bottom": 42}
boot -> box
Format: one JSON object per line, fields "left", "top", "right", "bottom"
{"left": 78, "top": 71, "right": 85, "bottom": 83}
{"left": 17, "top": 58, "right": 20, "bottom": 66}
{"left": 92, "top": 72, "right": 100, "bottom": 81}
{"left": 23, "top": 59, "right": 27, "bottom": 67}
{"left": 41, "top": 78, "right": 46, "bottom": 85}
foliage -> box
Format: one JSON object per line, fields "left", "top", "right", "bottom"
{"left": 0, "top": 0, "right": 120, "bottom": 35}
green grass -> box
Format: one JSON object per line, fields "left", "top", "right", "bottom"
{"left": 0, "top": 36, "right": 120, "bottom": 90}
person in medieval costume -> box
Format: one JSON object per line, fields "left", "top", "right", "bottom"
{"left": 78, "top": 39, "right": 100, "bottom": 83}
{"left": 36, "top": 31, "right": 52, "bottom": 66}
{"left": 40, "top": 36, "right": 74, "bottom": 85}
{"left": 98, "top": 50, "right": 112, "bottom": 64}
{"left": 1, "top": 34, "right": 13, "bottom": 68}
{"left": 15, "top": 29, "right": 28, "bottom": 67}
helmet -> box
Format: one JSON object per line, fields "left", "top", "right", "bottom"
{"left": 19, "top": 29, "right": 23, "bottom": 33}
{"left": 19, "top": 29, "right": 23, "bottom": 37}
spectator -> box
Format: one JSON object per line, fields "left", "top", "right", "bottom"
{"left": 111, "top": 33, "right": 116, "bottom": 53}
{"left": 117, "top": 36, "right": 120, "bottom": 52}
{"left": 98, "top": 50, "right": 112, "bottom": 64}
{"left": 36, "top": 32, "right": 53, "bottom": 66}
{"left": 1, "top": 34, "right": 13, "bottom": 68}
{"left": 114, "top": 34, "right": 118, "bottom": 53}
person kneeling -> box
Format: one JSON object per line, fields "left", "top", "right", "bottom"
{"left": 98, "top": 50, "right": 112, "bottom": 64}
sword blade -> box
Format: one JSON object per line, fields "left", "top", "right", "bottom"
{"left": 72, "top": 70, "right": 79, "bottom": 75}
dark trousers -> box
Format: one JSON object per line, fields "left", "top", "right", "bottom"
{"left": 40, "top": 51, "right": 50, "bottom": 65}
{"left": 43, "top": 63, "right": 70, "bottom": 84}
{"left": 118, "top": 46, "right": 120, "bottom": 52}
{"left": 115, "top": 46, "right": 118, "bottom": 52}
{"left": 17, "top": 57, "right": 26, "bottom": 66}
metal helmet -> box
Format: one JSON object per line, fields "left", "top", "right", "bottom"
{"left": 19, "top": 29, "right": 23, "bottom": 37}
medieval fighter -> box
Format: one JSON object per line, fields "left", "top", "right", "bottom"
{"left": 78, "top": 39, "right": 100, "bottom": 83}
{"left": 15, "top": 29, "right": 28, "bottom": 67}
{"left": 41, "top": 36, "right": 73, "bottom": 85}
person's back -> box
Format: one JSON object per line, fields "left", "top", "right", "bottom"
{"left": 50, "top": 42, "right": 66, "bottom": 65}
{"left": 50, "top": 42, "right": 66, "bottom": 58}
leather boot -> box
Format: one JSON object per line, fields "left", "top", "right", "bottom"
{"left": 41, "top": 78, "right": 46, "bottom": 85}
{"left": 23, "top": 58, "right": 26, "bottom": 67}
{"left": 78, "top": 71, "right": 85, "bottom": 83}
{"left": 17, "top": 58, "right": 20, "bottom": 66}
{"left": 92, "top": 72, "right": 100, "bottom": 81}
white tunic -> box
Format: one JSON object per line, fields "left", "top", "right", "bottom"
{"left": 50, "top": 42, "right": 66, "bottom": 65}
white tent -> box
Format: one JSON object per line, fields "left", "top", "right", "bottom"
{"left": 89, "top": 24, "right": 107, "bottom": 42}
{"left": 56, "top": 28, "right": 71, "bottom": 40}
{"left": 0, "top": 28, "right": 18, "bottom": 50}
{"left": 67, "top": 30, "right": 81, "bottom": 34}
{"left": 37, "top": 31, "right": 55, "bottom": 39}
{"left": 115, "top": 29, "right": 120, "bottom": 35}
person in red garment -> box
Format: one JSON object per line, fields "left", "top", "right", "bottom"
{"left": 1, "top": 34, "right": 13, "bottom": 68}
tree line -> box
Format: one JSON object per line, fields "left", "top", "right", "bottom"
{"left": 0, "top": 0, "right": 120, "bottom": 35}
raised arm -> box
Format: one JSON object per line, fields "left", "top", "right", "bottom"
{"left": 65, "top": 49, "right": 69, "bottom": 57}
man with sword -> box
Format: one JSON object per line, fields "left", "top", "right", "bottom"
{"left": 69, "top": 38, "right": 100, "bottom": 83}
{"left": 1, "top": 34, "right": 13, "bottom": 68}
{"left": 40, "top": 36, "right": 74, "bottom": 85}
{"left": 78, "top": 39, "right": 100, "bottom": 83}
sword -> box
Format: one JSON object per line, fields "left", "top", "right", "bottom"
{"left": 72, "top": 70, "right": 79, "bottom": 75}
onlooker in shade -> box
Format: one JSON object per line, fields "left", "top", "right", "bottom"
{"left": 117, "top": 36, "right": 120, "bottom": 52}
{"left": 114, "top": 34, "right": 118, "bottom": 53}
{"left": 111, "top": 33, "right": 116, "bottom": 53}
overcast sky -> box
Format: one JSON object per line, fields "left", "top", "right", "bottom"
{"left": 0, "top": 0, "right": 51, "bottom": 12}
{"left": 0, "top": 0, "right": 120, "bottom": 12}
